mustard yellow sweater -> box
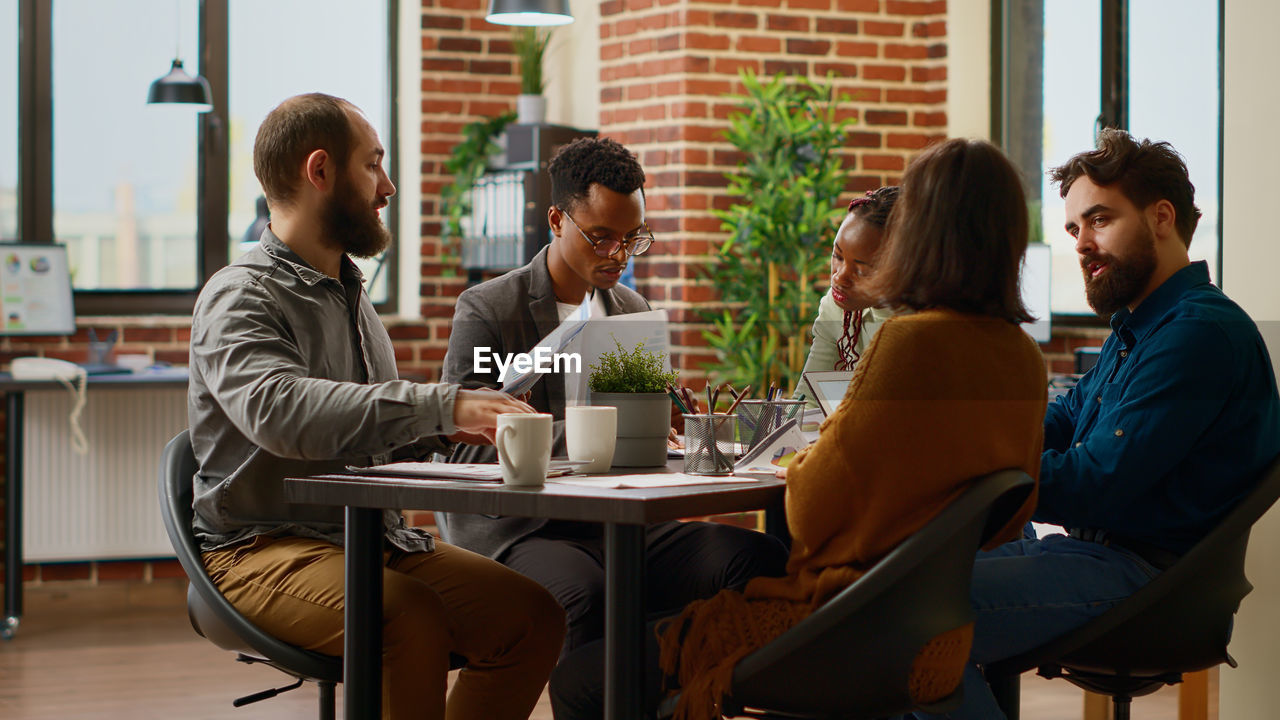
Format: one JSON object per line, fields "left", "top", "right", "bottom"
{"left": 659, "top": 308, "right": 1048, "bottom": 720}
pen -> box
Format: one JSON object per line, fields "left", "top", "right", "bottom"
{"left": 666, "top": 382, "right": 690, "bottom": 414}
{"left": 680, "top": 386, "right": 697, "bottom": 415}
{"left": 722, "top": 385, "right": 750, "bottom": 416}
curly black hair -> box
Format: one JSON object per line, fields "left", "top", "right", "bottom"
{"left": 548, "top": 136, "right": 646, "bottom": 212}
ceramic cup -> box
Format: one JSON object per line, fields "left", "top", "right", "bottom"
{"left": 495, "top": 413, "right": 553, "bottom": 487}
{"left": 565, "top": 405, "right": 618, "bottom": 474}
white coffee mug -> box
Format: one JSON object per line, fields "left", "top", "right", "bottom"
{"left": 495, "top": 413, "right": 553, "bottom": 487}
{"left": 566, "top": 406, "right": 617, "bottom": 474}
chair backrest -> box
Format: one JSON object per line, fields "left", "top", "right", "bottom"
{"left": 157, "top": 430, "right": 341, "bottom": 683}
{"left": 988, "top": 453, "right": 1280, "bottom": 679}
{"left": 728, "top": 468, "right": 1036, "bottom": 718}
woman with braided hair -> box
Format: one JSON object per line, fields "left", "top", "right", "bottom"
{"left": 794, "top": 187, "right": 901, "bottom": 408}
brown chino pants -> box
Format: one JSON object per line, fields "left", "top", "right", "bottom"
{"left": 203, "top": 535, "right": 565, "bottom": 720}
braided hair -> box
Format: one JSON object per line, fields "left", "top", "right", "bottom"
{"left": 833, "top": 187, "right": 899, "bottom": 370}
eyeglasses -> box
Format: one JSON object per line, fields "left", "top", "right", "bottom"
{"left": 559, "top": 209, "right": 654, "bottom": 258}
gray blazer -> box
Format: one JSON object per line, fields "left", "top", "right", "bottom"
{"left": 440, "top": 246, "right": 651, "bottom": 559}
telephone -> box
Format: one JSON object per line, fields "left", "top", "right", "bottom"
{"left": 9, "top": 357, "right": 89, "bottom": 454}
{"left": 11, "top": 356, "right": 85, "bottom": 381}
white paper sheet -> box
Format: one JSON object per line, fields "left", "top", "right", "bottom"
{"left": 547, "top": 473, "right": 759, "bottom": 489}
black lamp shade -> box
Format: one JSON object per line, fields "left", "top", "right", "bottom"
{"left": 147, "top": 59, "right": 213, "bottom": 109}
{"left": 486, "top": 0, "right": 573, "bottom": 26}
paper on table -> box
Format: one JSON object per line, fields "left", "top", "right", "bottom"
{"left": 348, "top": 460, "right": 584, "bottom": 482}
{"left": 502, "top": 296, "right": 592, "bottom": 397}
{"left": 735, "top": 419, "right": 809, "bottom": 473}
{"left": 569, "top": 309, "right": 671, "bottom": 408}
{"left": 547, "top": 473, "right": 758, "bottom": 489}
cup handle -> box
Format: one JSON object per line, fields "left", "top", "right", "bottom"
{"left": 496, "top": 424, "right": 517, "bottom": 479}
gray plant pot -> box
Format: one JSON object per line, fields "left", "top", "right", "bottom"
{"left": 587, "top": 391, "right": 670, "bottom": 467}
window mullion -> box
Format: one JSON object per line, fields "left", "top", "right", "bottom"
{"left": 1099, "top": 0, "right": 1129, "bottom": 132}
{"left": 17, "top": 0, "right": 51, "bottom": 245}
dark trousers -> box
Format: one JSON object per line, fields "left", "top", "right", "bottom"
{"left": 501, "top": 519, "right": 789, "bottom": 658}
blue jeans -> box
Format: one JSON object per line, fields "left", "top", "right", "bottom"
{"left": 908, "top": 534, "right": 1161, "bottom": 720}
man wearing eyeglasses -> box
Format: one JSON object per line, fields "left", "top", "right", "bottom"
{"left": 440, "top": 137, "right": 789, "bottom": 660}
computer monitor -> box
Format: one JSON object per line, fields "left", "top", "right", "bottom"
{"left": 1021, "top": 243, "right": 1052, "bottom": 344}
{"left": 0, "top": 244, "right": 76, "bottom": 336}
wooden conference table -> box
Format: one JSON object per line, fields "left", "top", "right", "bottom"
{"left": 284, "top": 461, "right": 787, "bottom": 720}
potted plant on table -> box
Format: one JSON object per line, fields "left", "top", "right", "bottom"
{"left": 587, "top": 339, "right": 680, "bottom": 467}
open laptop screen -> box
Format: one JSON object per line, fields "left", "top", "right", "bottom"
{"left": 0, "top": 244, "right": 76, "bottom": 336}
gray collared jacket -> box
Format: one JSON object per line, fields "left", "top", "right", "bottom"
{"left": 188, "top": 229, "right": 455, "bottom": 553}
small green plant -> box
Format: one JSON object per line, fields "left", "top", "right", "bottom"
{"left": 513, "top": 27, "right": 552, "bottom": 95}
{"left": 588, "top": 338, "right": 680, "bottom": 394}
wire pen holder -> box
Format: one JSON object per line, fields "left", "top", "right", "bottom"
{"left": 682, "top": 414, "right": 737, "bottom": 476}
{"left": 736, "top": 399, "right": 805, "bottom": 452}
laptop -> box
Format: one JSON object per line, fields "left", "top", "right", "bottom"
{"left": 800, "top": 370, "right": 855, "bottom": 417}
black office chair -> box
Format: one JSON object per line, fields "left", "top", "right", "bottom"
{"left": 985, "top": 454, "right": 1280, "bottom": 720}
{"left": 158, "top": 430, "right": 342, "bottom": 718}
{"left": 659, "top": 468, "right": 1035, "bottom": 720}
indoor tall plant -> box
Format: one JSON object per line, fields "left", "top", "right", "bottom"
{"left": 587, "top": 339, "right": 680, "bottom": 467}
{"left": 513, "top": 26, "right": 552, "bottom": 124}
{"left": 701, "top": 70, "right": 853, "bottom": 395}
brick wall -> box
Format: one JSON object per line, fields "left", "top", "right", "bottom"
{"left": 594, "top": 0, "right": 950, "bottom": 382}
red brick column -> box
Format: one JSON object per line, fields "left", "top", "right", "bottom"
{"left": 596, "top": 0, "right": 949, "bottom": 381}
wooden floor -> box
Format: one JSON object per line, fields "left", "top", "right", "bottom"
{"left": 0, "top": 579, "right": 1182, "bottom": 719}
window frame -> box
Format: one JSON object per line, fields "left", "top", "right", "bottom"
{"left": 991, "top": 0, "right": 1225, "bottom": 323}
{"left": 14, "top": 0, "right": 400, "bottom": 315}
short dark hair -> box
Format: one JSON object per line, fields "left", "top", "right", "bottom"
{"left": 253, "top": 93, "right": 358, "bottom": 207}
{"left": 846, "top": 186, "right": 899, "bottom": 228}
{"left": 1049, "top": 128, "right": 1201, "bottom": 247}
{"left": 871, "top": 139, "right": 1034, "bottom": 324}
{"left": 548, "top": 137, "right": 646, "bottom": 211}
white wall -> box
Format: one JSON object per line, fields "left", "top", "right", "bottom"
{"left": 947, "top": 0, "right": 992, "bottom": 141}
{"left": 1219, "top": 0, "right": 1280, "bottom": 714}
{"left": 543, "top": 0, "right": 600, "bottom": 130}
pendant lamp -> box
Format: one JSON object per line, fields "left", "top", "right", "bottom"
{"left": 486, "top": 0, "right": 574, "bottom": 26}
{"left": 147, "top": 59, "right": 213, "bottom": 110}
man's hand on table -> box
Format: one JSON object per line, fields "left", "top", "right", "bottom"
{"left": 448, "top": 388, "right": 535, "bottom": 445}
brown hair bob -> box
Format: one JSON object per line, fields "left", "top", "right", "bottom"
{"left": 1049, "top": 128, "right": 1200, "bottom": 247}
{"left": 869, "top": 138, "right": 1034, "bottom": 324}
{"left": 253, "top": 93, "right": 358, "bottom": 208}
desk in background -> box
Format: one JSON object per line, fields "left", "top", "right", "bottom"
{"left": 1, "top": 368, "right": 189, "bottom": 640}
{"left": 285, "top": 464, "right": 786, "bottom": 720}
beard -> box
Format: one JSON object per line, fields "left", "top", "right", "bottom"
{"left": 321, "top": 173, "right": 391, "bottom": 259}
{"left": 1081, "top": 224, "right": 1158, "bottom": 317}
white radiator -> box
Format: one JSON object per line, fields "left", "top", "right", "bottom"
{"left": 22, "top": 386, "right": 187, "bottom": 562}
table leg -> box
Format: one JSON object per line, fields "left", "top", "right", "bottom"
{"left": 345, "top": 506, "right": 383, "bottom": 719}
{"left": 3, "top": 391, "right": 23, "bottom": 641}
{"left": 604, "top": 522, "right": 646, "bottom": 720}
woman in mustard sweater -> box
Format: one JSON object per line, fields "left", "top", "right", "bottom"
{"left": 655, "top": 139, "right": 1049, "bottom": 720}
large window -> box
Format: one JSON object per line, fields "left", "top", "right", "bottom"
{"left": 228, "top": 0, "right": 392, "bottom": 303}
{"left": 53, "top": 0, "right": 201, "bottom": 291}
{"left": 11, "top": 0, "right": 399, "bottom": 313}
{"left": 998, "top": 0, "right": 1222, "bottom": 317}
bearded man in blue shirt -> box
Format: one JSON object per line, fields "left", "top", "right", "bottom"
{"left": 908, "top": 129, "right": 1280, "bottom": 720}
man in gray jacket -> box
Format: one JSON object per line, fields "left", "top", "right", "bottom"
{"left": 441, "top": 137, "right": 788, "bottom": 655}
{"left": 190, "top": 93, "right": 564, "bottom": 719}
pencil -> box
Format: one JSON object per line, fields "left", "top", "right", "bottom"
{"left": 722, "top": 384, "right": 751, "bottom": 416}
{"left": 666, "top": 382, "right": 690, "bottom": 414}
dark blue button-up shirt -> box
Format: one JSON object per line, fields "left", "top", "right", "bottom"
{"left": 1037, "top": 261, "right": 1280, "bottom": 554}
